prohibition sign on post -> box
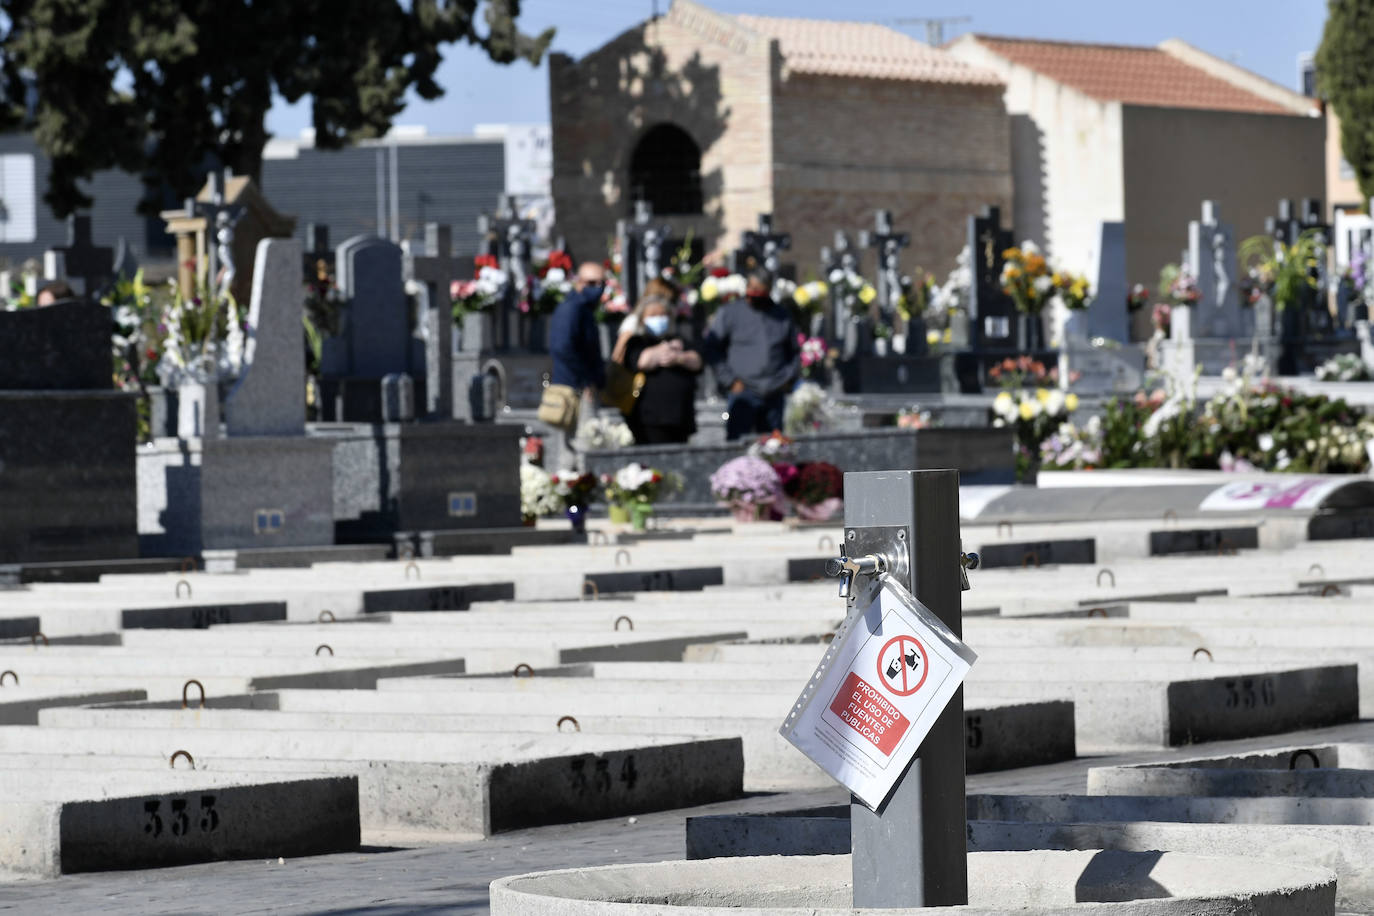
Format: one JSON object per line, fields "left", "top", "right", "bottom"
{"left": 877, "top": 634, "right": 928, "bottom": 697}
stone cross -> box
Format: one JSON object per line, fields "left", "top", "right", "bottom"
{"left": 736, "top": 213, "right": 791, "bottom": 276}
{"left": 1183, "top": 200, "right": 1240, "bottom": 340}
{"left": 823, "top": 232, "right": 867, "bottom": 358}
{"left": 405, "top": 222, "right": 462, "bottom": 419}
{"left": 617, "top": 200, "right": 671, "bottom": 310}
{"left": 45, "top": 215, "right": 114, "bottom": 298}
{"left": 334, "top": 236, "right": 409, "bottom": 379}
{"left": 224, "top": 238, "right": 305, "bottom": 436}
{"left": 193, "top": 171, "right": 245, "bottom": 299}
{"left": 967, "top": 206, "right": 1015, "bottom": 352}
{"left": 860, "top": 210, "right": 910, "bottom": 318}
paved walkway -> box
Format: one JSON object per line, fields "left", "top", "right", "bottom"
{"left": 3, "top": 719, "right": 1372, "bottom": 915}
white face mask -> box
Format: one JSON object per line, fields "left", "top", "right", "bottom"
{"left": 643, "top": 315, "right": 670, "bottom": 337}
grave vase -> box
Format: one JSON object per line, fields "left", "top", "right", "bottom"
{"left": 565, "top": 504, "right": 587, "bottom": 534}
{"left": 1017, "top": 312, "right": 1045, "bottom": 352}
{"left": 630, "top": 503, "right": 653, "bottom": 532}
{"left": 607, "top": 503, "right": 630, "bottom": 525}
{"left": 461, "top": 312, "right": 495, "bottom": 353}
{"left": 1277, "top": 302, "right": 1302, "bottom": 376}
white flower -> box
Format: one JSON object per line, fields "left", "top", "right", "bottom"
{"left": 1021, "top": 240, "right": 1041, "bottom": 256}
{"left": 615, "top": 462, "right": 654, "bottom": 492}
{"left": 1221, "top": 366, "right": 1237, "bottom": 383}
{"left": 993, "top": 391, "right": 1016, "bottom": 421}
{"left": 828, "top": 268, "right": 845, "bottom": 285}
{"left": 1258, "top": 433, "right": 1274, "bottom": 452}
{"left": 1045, "top": 389, "right": 1066, "bottom": 416}
{"left": 1306, "top": 439, "right": 1317, "bottom": 453}
{"left": 1033, "top": 275, "right": 1054, "bottom": 295}
{"left": 544, "top": 268, "right": 566, "bottom": 285}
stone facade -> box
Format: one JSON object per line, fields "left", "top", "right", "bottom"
{"left": 551, "top": 0, "right": 1012, "bottom": 277}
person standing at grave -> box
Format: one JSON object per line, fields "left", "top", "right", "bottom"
{"left": 704, "top": 267, "right": 800, "bottom": 440}
{"left": 619, "top": 293, "right": 702, "bottom": 444}
{"left": 548, "top": 262, "right": 608, "bottom": 431}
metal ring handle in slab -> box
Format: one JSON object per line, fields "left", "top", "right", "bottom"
{"left": 30, "top": 633, "right": 47, "bottom": 647}
{"left": 1308, "top": 563, "right": 1325, "bottom": 576}
{"left": 1289, "top": 749, "right": 1320, "bottom": 770}
{"left": 615, "top": 549, "right": 631, "bottom": 567}
{"left": 614, "top": 615, "right": 634, "bottom": 632}
{"left": 588, "top": 530, "right": 609, "bottom": 546}
{"left": 817, "top": 535, "right": 835, "bottom": 553}
{"left": 1321, "top": 584, "right": 1341, "bottom": 597}
{"left": 1163, "top": 509, "right": 1178, "bottom": 525}
{"left": 1096, "top": 568, "right": 1116, "bottom": 588}
{"left": 318, "top": 610, "right": 336, "bottom": 623}
{"left": 397, "top": 543, "right": 416, "bottom": 561}
{"left": 557, "top": 715, "right": 580, "bottom": 732}
{"left": 182, "top": 679, "right": 206, "bottom": 710}
{"left": 175, "top": 579, "right": 192, "bottom": 599}
{"left": 1022, "top": 550, "right": 1041, "bottom": 569}
{"left": 582, "top": 579, "right": 599, "bottom": 601}
{"left": 513, "top": 663, "right": 534, "bottom": 678}
{"left": 997, "top": 520, "right": 1012, "bottom": 537}
{"left": 169, "top": 750, "right": 196, "bottom": 770}
{"left": 315, "top": 644, "right": 334, "bottom": 656}
{"left": 404, "top": 562, "right": 421, "bottom": 581}
{"left": 1087, "top": 607, "right": 1108, "bottom": 619}
{"left": 1192, "top": 647, "right": 1214, "bottom": 662}
{"left": 0, "top": 670, "right": 16, "bottom": 687}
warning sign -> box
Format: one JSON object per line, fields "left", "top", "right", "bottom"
{"left": 781, "top": 577, "right": 976, "bottom": 810}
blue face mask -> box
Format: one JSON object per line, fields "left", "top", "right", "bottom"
{"left": 644, "top": 315, "right": 670, "bottom": 337}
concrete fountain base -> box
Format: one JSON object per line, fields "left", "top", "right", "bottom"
{"left": 490, "top": 851, "right": 1334, "bottom": 914}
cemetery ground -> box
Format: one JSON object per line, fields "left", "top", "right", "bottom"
{"left": 2, "top": 502, "right": 1374, "bottom": 912}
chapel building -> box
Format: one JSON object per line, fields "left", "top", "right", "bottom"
{"left": 549, "top": 0, "right": 1013, "bottom": 280}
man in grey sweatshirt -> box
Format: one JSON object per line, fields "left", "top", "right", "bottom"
{"left": 704, "top": 267, "right": 800, "bottom": 440}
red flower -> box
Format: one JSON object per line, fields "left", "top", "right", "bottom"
{"left": 548, "top": 251, "right": 573, "bottom": 272}
{"left": 474, "top": 254, "right": 499, "bottom": 272}
{"left": 710, "top": 267, "right": 730, "bottom": 278}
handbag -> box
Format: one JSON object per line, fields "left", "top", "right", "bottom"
{"left": 602, "top": 361, "right": 647, "bottom": 416}
{"left": 537, "top": 383, "right": 580, "bottom": 431}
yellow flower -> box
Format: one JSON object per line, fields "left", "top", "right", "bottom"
{"left": 700, "top": 278, "right": 719, "bottom": 301}
{"left": 1004, "top": 265, "right": 1022, "bottom": 280}
{"left": 816, "top": 281, "right": 829, "bottom": 296}
{"left": 1002, "top": 247, "right": 1022, "bottom": 260}
{"left": 1035, "top": 387, "right": 1050, "bottom": 404}
{"left": 942, "top": 327, "right": 952, "bottom": 343}
{"left": 793, "top": 287, "right": 811, "bottom": 306}
{"left": 1051, "top": 272, "right": 1065, "bottom": 286}
{"left": 858, "top": 284, "right": 877, "bottom": 305}
{"left": 994, "top": 391, "right": 1013, "bottom": 412}
{"left": 1018, "top": 400, "right": 1036, "bottom": 421}
{"left": 926, "top": 329, "right": 940, "bottom": 346}
{"left": 1065, "top": 393, "right": 1079, "bottom": 411}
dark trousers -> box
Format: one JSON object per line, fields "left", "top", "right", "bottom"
{"left": 726, "top": 389, "right": 785, "bottom": 441}
{"left": 639, "top": 423, "right": 693, "bottom": 444}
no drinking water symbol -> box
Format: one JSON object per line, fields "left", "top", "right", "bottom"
{"left": 878, "top": 634, "right": 928, "bottom": 697}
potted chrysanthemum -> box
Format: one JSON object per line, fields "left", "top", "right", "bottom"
{"left": 710, "top": 455, "right": 784, "bottom": 523}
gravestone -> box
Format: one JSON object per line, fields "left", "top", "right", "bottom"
{"left": 1086, "top": 221, "right": 1128, "bottom": 344}
{"left": 224, "top": 238, "right": 306, "bottom": 436}
{"left": 0, "top": 302, "right": 138, "bottom": 563}
{"left": 967, "top": 206, "right": 1016, "bottom": 354}
{"left": 404, "top": 223, "right": 463, "bottom": 420}
{"left": 1058, "top": 222, "right": 1144, "bottom": 395}
{"left": 319, "top": 236, "right": 423, "bottom": 422}
{"left": 733, "top": 213, "right": 791, "bottom": 277}
{"left": 44, "top": 215, "right": 114, "bottom": 298}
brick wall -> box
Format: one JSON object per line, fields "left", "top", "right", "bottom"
{"left": 771, "top": 75, "right": 1012, "bottom": 280}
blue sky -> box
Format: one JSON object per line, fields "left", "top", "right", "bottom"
{"left": 267, "top": 0, "right": 1330, "bottom": 139}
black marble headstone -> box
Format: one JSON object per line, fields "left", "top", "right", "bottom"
{"left": 968, "top": 207, "right": 1016, "bottom": 353}
{"left": 0, "top": 302, "right": 113, "bottom": 390}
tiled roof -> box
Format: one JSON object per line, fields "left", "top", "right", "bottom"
{"left": 734, "top": 15, "right": 1002, "bottom": 86}
{"left": 970, "top": 36, "right": 1292, "bottom": 115}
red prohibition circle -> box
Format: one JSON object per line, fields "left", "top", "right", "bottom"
{"left": 877, "top": 634, "right": 928, "bottom": 697}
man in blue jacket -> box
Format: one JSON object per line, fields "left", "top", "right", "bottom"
{"left": 549, "top": 261, "right": 608, "bottom": 405}
{"left": 704, "top": 267, "right": 800, "bottom": 440}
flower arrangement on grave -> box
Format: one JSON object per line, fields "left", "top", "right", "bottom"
{"left": 1158, "top": 263, "right": 1200, "bottom": 306}
{"left": 1127, "top": 283, "right": 1151, "bottom": 313}
{"left": 451, "top": 255, "right": 508, "bottom": 323}
{"left": 698, "top": 269, "right": 747, "bottom": 310}
{"left": 576, "top": 415, "right": 635, "bottom": 450}
{"left": 1, "top": 260, "right": 38, "bottom": 310}
{"left": 158, "top": 275, "right": 237, "bottom": 386}
{"left": 520, "top": 463, "right": 561, "bottom": 524}
{"left": 660, "top": 236, "right": 709, "bottom": 316}
{"left": 1316, "top": 353, "right": 1371, "bottom": 382}
{"left": 104, "top": 270, "right": 169, "bottom": 392}
{"left": 1054, "top": 271, "right": 1093, "bottom": 311}
{"left": 783, "top": 381, "right": 835, "bottom": 435}
{"left": 531, "top": 250, "right": 574, "bottom": 314}
{"left": 999, "top": 241, "right": 1054, "bottom": 314}
{"left": 549, "top": 468, "right": 598, "bottom": 532}
{"left": 896, "top": 270, "right": 937, "bottom": 322}
{"left": 791, "top": 280, "right": 830, "bottom": 313}
{"left": 930, "top": 245, "right": 971, "bottom": 316}
{"left": 1238, "top": 231, "right": 1322, "bottom": 312}
{"left": 747, "top": 430, "right": 796, "bottom": 464}
{"left": 603, "top": 462, "right": 679, "bottom": 528}
{"left": 797, "top": 334, "right": 831, "bottom": 378}
{"left": 828, "top": 268, "right": 878, "bottom": 315}
{"left": 991, "top": 384, "right": 1080, "bottom": 481}
{"left": 520, "top": 435, "right": 545, "bottom": 467}
{"left": 785, "top": 460, "right": 844, "bottom": 521}
{"left": 986, "top": 355, "right": 1068, "bottom": 390}
{"left": 896, "top": 406, "right": 934, "bottom": 430}
{"left": 1039, "top": 417, "right": 1103, "bottom": 471}
{"left": 710, "top": 455, "right": 784, "bottom": 522}
{"left": 1151, "top": 303, "right": 1172, "bottom": 336}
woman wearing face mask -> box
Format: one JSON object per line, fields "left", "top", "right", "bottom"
{"left": 620, "top": 294, "right": 703, "bottom": 445}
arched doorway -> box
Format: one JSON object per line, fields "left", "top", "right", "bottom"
{"left": 628, "top": 123, "right": 703, "bottom": 216}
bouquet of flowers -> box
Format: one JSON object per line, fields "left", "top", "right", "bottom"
{"left": 698, "top": 269, "right": 747, "bottom": 308}
{"left": 710, "top": 456, "right": 783, "bottom": 519}
{"left": 1000, "top": 241, "right": 1054, "bottom": 314}
{"left": 798, "top": 334, "right": 830, "bottom": 377}
{"left": 1127, "top": 283, "right": 1150, "bottom": 312}
{"left": 897, "top": 270, "right": 937, "bottom": 322}
{"left": 1039, "top": 418, "right": 1103, "bottom": 471}
{"left": 158, "top": 277, "right": 234, "bottom": 386}
{"left": 783, "top": 381, "right": 834, "bottom": 435}
{"left": 992, "top": 386, "right": 1080, "bottom": 481}
{"left": 828, "top": 269, "right": 878, "bottom": 310}
{"left": 786, "top": 460, "right": 844, "bottom": 521}
{"left": 451, "top": 255, "right": 507, "bottom": 322}
{"left": 576, "top": 415, "right": 635, "bottom": 450}
{"left": 1054, "top": 271, "right": 1093, "bottom": 311}
{"left": 791, "top": 280, "right": 829, "bottom": 311}
{"left": 1152, "top": 302, "right": 1173, "bottom": 336}
{"left": 520, "top": 463, "right": 561, "bottom": 523}
{"left": 549, "top": 469, "right": 598, "bottom": 509}
{"left": 603, "top": 462, "right": 677, "bottom": 506}
{"left": 1315, "top": 353, "right": 1371, "bottom": 382}
{"left": 747, "top": 431, "right": 795, "bottom": 464}
{"left": 1159, "top": 264, "right": 1200, "bottom": 306}
{"left": 532, "top": 250, "right": 574, "bottom": 314}
{"left": 896, "top": 407, "right": 933, "bottom": 430}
